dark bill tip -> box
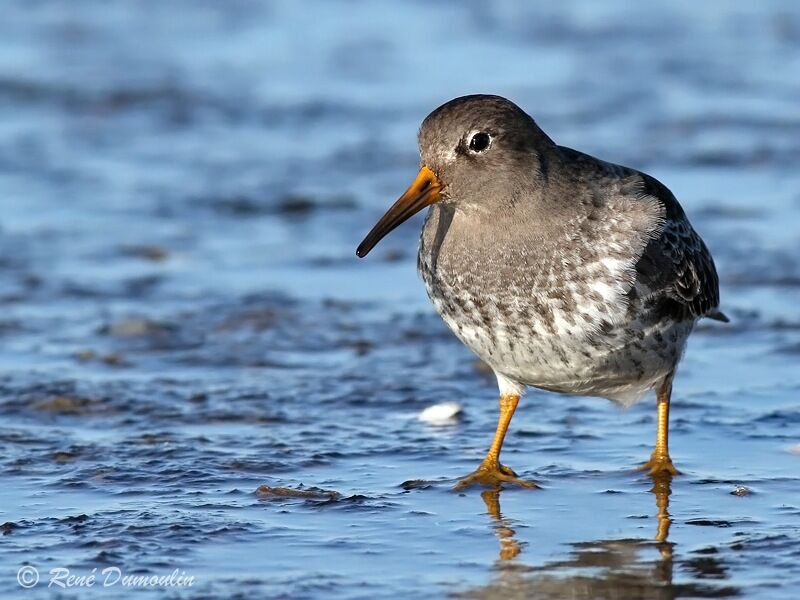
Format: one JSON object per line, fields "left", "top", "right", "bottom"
{"left": 355, "top": 166, "right": 442, "bottom": 259}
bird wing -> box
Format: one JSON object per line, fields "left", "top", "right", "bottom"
{"left": 633, "top": 173, "right": 727, "bottom": 322}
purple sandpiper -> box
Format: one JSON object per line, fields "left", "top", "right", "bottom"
{"left": 357, "top": 95, "right": 727, "bottom": 489}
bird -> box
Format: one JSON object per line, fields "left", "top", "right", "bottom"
{"left": 356, "top": 95, "right": 727, "bottom": 490}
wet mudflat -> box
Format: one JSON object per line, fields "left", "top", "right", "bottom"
{"left": 1, "top": 1, "right": 799, "bottom": 598}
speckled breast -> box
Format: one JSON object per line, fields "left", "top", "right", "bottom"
{"left": 417, "top": 205, "right": 690, "bottom": 404}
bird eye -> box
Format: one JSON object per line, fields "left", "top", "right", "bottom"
{"left": 468, "top": 132, "right": 491, "bottom": 153}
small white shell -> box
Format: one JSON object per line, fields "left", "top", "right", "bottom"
{"left": 418, "top": 402, "right": 463, "bottom": 425}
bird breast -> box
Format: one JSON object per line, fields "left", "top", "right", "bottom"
{"left": 416, "top": 203, "right": 684, "bottom": 404}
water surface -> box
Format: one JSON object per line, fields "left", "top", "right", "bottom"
{"left": 1, "top": 1, "right": 799, "bottom": 598}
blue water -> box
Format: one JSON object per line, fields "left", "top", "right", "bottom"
{"left": 1, "top": 1, "right": 799, "bottom": 598}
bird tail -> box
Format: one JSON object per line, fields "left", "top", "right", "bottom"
{"left": 705, "top": 309, "right": 730, "bottom": 323}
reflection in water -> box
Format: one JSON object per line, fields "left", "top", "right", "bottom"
{"left": 480, "top": 489, "right": 524, "bottom": 561}
{"left": 652, "top": 474, "right": 673, "bottom": 547}
{"left": 463, "top": 477, "right": 737, "bottom": 599}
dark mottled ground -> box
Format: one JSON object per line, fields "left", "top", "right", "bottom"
{"left": 1, "top": 1, "right": 799, "bottom": 598}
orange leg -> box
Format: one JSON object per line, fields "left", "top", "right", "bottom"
{"left": 453, "top": 394, "right": 538, "bottom": 490}
{"left": 639, "top": 375, "right": 680, "bottom": 477}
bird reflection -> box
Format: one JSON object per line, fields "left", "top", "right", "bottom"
{"left": 463, "top": 475, "right": 733, "bottom": 599}
{"left": 480, "top": 488, "right": 523, "bottom": 561}
{"left": 652, "top": 473, "right": 673, "bottom": 545}
{"left": 479, "top": 474, "right": 674, "bottom": 564}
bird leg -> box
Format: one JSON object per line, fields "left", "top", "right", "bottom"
{"left": 454, "top": 393, "right": 539, "bottom": 490}
{"left": 639, "top": 375, "right": 680, "bottom": 477}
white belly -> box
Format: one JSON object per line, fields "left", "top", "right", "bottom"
{"left": 432, "top": 288, "right": 690, "bottom": 406}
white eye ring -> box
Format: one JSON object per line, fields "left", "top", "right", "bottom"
{"left": 467, "top": 131, "right": 492, "bottom": 153}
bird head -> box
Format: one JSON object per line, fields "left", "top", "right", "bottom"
{"left": 356, "top": 95, "right": 552, "bottom": 258}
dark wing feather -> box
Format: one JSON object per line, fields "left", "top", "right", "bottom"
{"left": 634, "top": 174, "right": 727, "bottom": 322}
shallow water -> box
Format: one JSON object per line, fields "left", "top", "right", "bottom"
{"left": 1, "top": 1, "right": 799, "bottom": 598}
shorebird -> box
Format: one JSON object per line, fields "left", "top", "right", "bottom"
{"left": 356, "top": 95, "right": 726, "bottom": 489}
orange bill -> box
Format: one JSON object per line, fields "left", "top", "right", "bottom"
{"left": 356, "top": 166, "right": 443, "bottom": 258}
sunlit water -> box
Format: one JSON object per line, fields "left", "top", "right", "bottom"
{"left": 1, "top": 1, "right": 799, "bottom": 598}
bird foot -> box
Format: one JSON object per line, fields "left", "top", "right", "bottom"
{"left": 453, "top": 460, "right": 539, "bottom": 491}
{"left": 638, "top": 453, "right": 680, "bottom": 477}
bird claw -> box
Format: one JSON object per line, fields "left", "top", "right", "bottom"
{"left": 453, "top": 461, "right": 540, "bottom": 491}
{"left": 638, "top": 454, "right": 680, "bottom": 477}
